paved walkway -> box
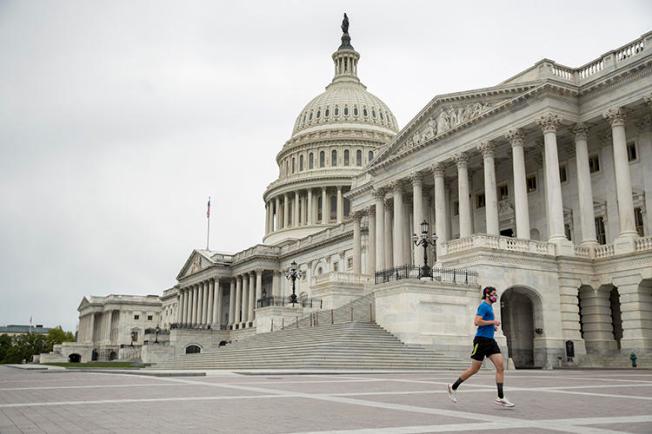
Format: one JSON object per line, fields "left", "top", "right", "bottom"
{"left": 0, "top": 366, "right": 650, "bottom": 433}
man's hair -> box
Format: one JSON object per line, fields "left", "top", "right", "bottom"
{"left": 482, "top": 286, "right": 497, "bottom": 300}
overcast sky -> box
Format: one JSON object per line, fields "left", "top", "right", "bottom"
{"left": 1, "top": 0, "right": 650, "bottom": 332}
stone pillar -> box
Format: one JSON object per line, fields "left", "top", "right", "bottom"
{"left": 352, "top": 212, "right": 362, "bottom": 274}
{"left": 184, "top": 288, "right": 191, "bottom": 326}
{"left": 616, "top": 277, "right": 652, "bottom": 352}
{"left": 433, "top": 164, "right": 447, "bottom": 257}
{"left": 209, "top": 280, "right": 216, "bottom": 326}
{"left": 293, "top": 191, "right": 300, "bottom": 227}
{"left": 559, "top": 279, "right": 587, "bottom": 357}
{"left": 507, "top": 129, "right": 530, "bottom": 239}
{"left": 272, "top": 271, "right": 280, "bottom": 297}
{"left": 216, "top": 282, "right": 223, "bottom": 328}
{"left": 411, "top": 172, "right": 424, "bottom": 266}
{"left": 573, "top": 124, "right": 598, "bottom": 246}
{"left": 455, "top": 154, "right": 472, "bottom": 238}
{"left": 605, "top": 108, "right": 638, "bottom": 245}
{"left": 275, "top": 197, "right": 281, "bottom": 231}
{"left": 264, "top": 202, "right": 270, "bottom": 235}
{"left": 255, "top": 270, "right": 263, "bottom": 308}
{"left": 307, "top": 189, "right": 313, "bottom": 225}
{"left": 538, "top": 114, "right": 567, "bottom": 244}
{"left": 234, "top": 277, "right": 242, "bottom": 326}
{"left": 228, "top": 279, "right": 235, "bottom": 327}
{"left": 202, "top": 282, "right": 208, "bottom": 325}
{"left": 479, "top": 142, "right": 499, "bottom": 235}
{"left": 283, "top": 193, "right": 289, "bottom": 229}
{"left": 384, "top": 199, "right": 394, "bottom": 268}
{"left": 392, "top": 182, "right": 405, "bottom": 266}
{"left": 367, "top": 207, "right": 376, "bottom": 275}
{"left": 322, "top": 187, "right": 329, "bottom": 224}
{"left": 580, "top": 287, "right": 618, "bottom": 353}
{"left": 248, "top": 272, "right": 255, "bottom": 324}
{"left": 242, "top": 274, "right": 249, "bottom": 324}
{"left": 188, "top": 286, "right": 195, "bottom": 326}
{"left": 374, "top": 189, "right": 385, "bottom": 272}
{"left": 337, "top": 186, "right": 344, "bottom": 224}
{"left": 177, "top": 289, "right": 184, "bottom": 325}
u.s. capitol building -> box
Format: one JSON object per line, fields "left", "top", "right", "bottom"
{"left": 44, "top": 18, "right": 652, "bottom": 369}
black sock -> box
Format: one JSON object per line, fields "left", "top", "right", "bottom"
{"left": 452, "top": 377, "right": 464, "bottom": 390}
{"left": 497, "top": 382, "right": 504, "bottom": 399}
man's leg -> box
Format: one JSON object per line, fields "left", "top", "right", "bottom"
{"left": 448, "top": 359, "right": 482, "bottom": 402}
{"left": 488, "top": 353, "right": 514, "bottom": 407}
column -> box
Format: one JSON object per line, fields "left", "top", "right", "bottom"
{"left": 294, "top": 191, "right": 300, "bottom": 227}
{"left": 255, "top": 270, "right": 263, "bottom": 308}
{"left": 202, "top": 282, "right": 208, "bottom": 325}
{"left": 392, "top": 182, "right": 404, "bottom": 267}
{"left": 307, "top": 189, "right": 314, "bottom": 225}
{"left": 207, "top": 280, "right": 214, "bottom": 327}
{"left": 352, "top": 212, "right": 362, "bottom": 274}
{"left": 234, "top": 277, "right": 242, "bottom": 326}
{"left": 479, "top": 141, "right": 499, "bottom": 235}
{"left": 616, "top": 277, "right": 652, "bottom": 352}
{"left": 322, "top": 187, "right": 329, "bottom": 224}
{"left": 455, "top": 154, "right": 472, "bottom": 238}
{"left": 337, "top": 186, "right": 344, "bottom": 224}
{"left": 374, "top": 188, "right": 385, "bottom": 272}
{"left": 242, "top": 274, "right": 249, "bottom": 324}
{"left": 605, "top": 107, "right": 638, "bottom": 240}
{"left": 264, "top": 203, "right": 270, "bottom": 235}
{"left": 247, "top": 273, "right": 255, "bottom": 323}
{"left": 283, "top": 193, "right": 289, "bottom": 228}
{"left": 580, "top": 287, "right": 618, "bottom": 353}
{"left": 185, "top": 288, "right": 191, "bottom": 326}
{"left": 177, "top": 289, "right": 184, "bottom": 324}
{"left": 507, "top": 129, "right": 531, "bottom": 239}
{"left": 573, "top": 124, "right": 598, "bottom": 245}
{"left": 215, "top": 282, "right": 223, "bottom": 328}
{"left": 272, "top": 271, "right": 280, "bottom": 297}
{"left": 411, "top": 172, "right": 424, "bottom": 266}
{"left": 275, "top": 197, "right": 281, "bottom": 230}
{"left": 384, "top": 198, "right": 393, "bottom": 268}
{"left": 228, "top": 279, "right": 236, "bottom": 327}
{"left": 433, "top": 164, "right": 447, "bottom": 257}
{"left": 367, "top": 207, "right": 376, "bottom": 275}
{"left": 538, "top": 113, "right": 567, "bottom": 243}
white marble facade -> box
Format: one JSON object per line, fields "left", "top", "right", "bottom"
{"left": 74, "top": 22, "right": 652, "bottom": 367}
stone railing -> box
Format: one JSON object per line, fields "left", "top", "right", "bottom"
{"left": 233, "top": 244, "right": 280, "bottom": 262}
{"left": 312, "top": 272, "right": 371, "bottom": 286}
{"left": 574, "top": 245, "right": 593, "bottom": 258}
{"left": 635, "top": 236, "right": 652, "bottom": 252}
{"left": 443, "top": 234, "right": 556, "bottom": 256}
{"left": 594, "top": 244, "right": 615, "bottom": 259}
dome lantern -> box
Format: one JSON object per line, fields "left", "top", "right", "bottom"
{"left": 331, "top": 13, "right": 361, "bottom": 86}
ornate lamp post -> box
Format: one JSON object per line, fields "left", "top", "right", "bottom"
{"left": 412, "top": 220, "right": 438, "bottom": 278}
{"left": 154, "top": 325, "right": 160, "bottom": 344}
{"left": 285, "top": 260, "right": 304, "bottom": 306}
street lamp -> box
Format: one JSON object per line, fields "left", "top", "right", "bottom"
{"left": 285, "top": 260, "right": 304, "bottom": 306}
{"left": 154, "top": 325, "right": 160, "bottom": 344}
{"left": 412, "top": 220, "right": 438, "bottom": 278}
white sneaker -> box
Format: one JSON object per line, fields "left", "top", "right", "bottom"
{"left": 495, "top": 397, "right": 515, "bottom": 408}
{"left": 447, "top": 384, "right": 457, "bottom": 403}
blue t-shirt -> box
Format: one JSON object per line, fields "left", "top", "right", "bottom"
{"left": 475, "top": 301, "right": 495, "bottom": 339}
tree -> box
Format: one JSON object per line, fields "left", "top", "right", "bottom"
{"left": 46, "top": 326, "right": 75, "bottom": 351}
{"left": 0, "top": 334, "right": 11, "bottom": 362}
{"left": 2, "top": 333, "right": 47, "bottom": 364}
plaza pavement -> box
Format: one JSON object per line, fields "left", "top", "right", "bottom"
{"left": 0, "top": 365, "right": 650, "bottom": 433}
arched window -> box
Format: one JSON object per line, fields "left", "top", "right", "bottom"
{"left": 331, "top": 150, "right": 337, "bottom": 167}
{"left": 372, "top": 108, "right": 376, "bottom": 118}
{"left": 309, "top": 111, "right": 313, "bottom": 121}
{"left": 185, "top": 345, "right": 201, "bottom": 354}
{"left": 334, "top": 106, "right": 339, "bottom": 116}
{"left": 299, "top": 155, "right": 304, "bottom": 171}
{"left": 380, "top": 111, "right": 384, "bottom": 120}
{"left": 344, "top": 106, "right": 349, "bottom": 116}
{"left": 309, "top": 153, "right": 314, "bottom": 169}
{"left": 316, "top": 109, "right": 320, "bottom": 119}
{"left": 344, "top": 149, "right": 350, "bottom": 166}
{"left": 319, "top": 151, "right": 325, "bottom": 168}
{"left": 325, "top": 107, "right": 330, "bottom": 118}
{"left": 303, "top": 112, "right": 307, "bottom": 123}
{"left": 292, "top": 157, "right": 295, "bottom": 173}
{"left": 363, "top": 107, "right": 368, "bottom": 117}
{"left": 285, "top": 160, "right": 289, "bottom": 176}
{"left": 353, "top": 106, "right": 358, "bottom": 116}
{"left": 356, "top": 150, "right": 362, "bottom": 166}
{"left": 368, "top": 150, "right": 374, "bottom": 162}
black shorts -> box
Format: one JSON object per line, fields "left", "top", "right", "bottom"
{"left": 470, "top": 336, "right": 501, "bottom": 361}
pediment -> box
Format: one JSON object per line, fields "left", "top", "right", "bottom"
{"left": 371, "top": 83, "right": 539, "bottom": 168}
{"left": 177, "top": 250, "right": 215, "bottom": 280}
{"left": 77, "top": 297, "right": 90, "bottom": 311}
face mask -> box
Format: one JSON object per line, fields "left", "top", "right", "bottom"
{"left": 489, "top": 295, "right": 497, "bottom": 303}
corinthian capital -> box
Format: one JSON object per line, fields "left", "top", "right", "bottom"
{"left": 537, "top": 113, "right": 561, "bottom": 133}
{"left": 505, "top": 129, "right": 525, "bottom": 147}
{"left": 409, "top": 171, "right": 423, "bottom": 185}
{"left": 572, "top": 123, "right": 589, "bottom": 141}
{"left": 372, "top": 187, "right": 386, "bottom": 199}
{"left": 478, "top": 141, "right": 495, "bottom": 158}
{"left": 431, "top": 162, "right": 446, "bottom": 177}
{"left": 388, "top": 180, "right": 405, "bottom": 193}
{"left": 453, "top": 153, "right": 468, "bottom": 168}
{"left": 604, "top": 107, "right": 626, "bottom": 128}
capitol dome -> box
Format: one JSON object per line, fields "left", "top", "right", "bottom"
{"left": 263, "top": 14, "right": 398, "bottom": 246}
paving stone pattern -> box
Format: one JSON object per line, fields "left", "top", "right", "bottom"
{"left": 0, "top": 366, "right": 651, "bottom": 433}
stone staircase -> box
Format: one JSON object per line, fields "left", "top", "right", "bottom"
{"left": 153, "top": 321, "right": 468, "bottom": 370}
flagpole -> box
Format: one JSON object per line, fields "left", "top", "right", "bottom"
{"left": 206, "top": 196, "right": 211, "bottom": 250}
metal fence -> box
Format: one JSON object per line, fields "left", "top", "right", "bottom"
{"left": 374, "top": 266, "right": 478, "bottom": 285}
{"left": 257, "top": 296, "right": 323, "bottom": 309}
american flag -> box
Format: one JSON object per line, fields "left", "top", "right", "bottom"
{"left": 207, "top": 197, "right": 211, "bottom": 218}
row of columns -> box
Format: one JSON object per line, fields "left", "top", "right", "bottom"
{"left": 226, "top": 270, "right": 282, "bottom": 329}
{"left": 265, "top": 186, "right": 349, "bottom": 234}
{"left": 177, "top": 279, "right": 222, "bottom": 328}
{"left": 349, "top": 108, "right": 641, "bottom": 272}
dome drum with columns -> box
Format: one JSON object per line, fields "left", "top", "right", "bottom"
{"left": 262, "top": 22, "right": 398, "bottom": 245}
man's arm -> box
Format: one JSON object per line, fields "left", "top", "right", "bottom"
{"left": 474, "top": 315, "right": 500, "bottom": 327}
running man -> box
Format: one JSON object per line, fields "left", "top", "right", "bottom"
{"left": 447, "top": 286, "right": 515, "bottom": 407}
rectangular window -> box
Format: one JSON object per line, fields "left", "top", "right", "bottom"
{"left": 347, "top": 257, "right": 353, "bottom": 269}
{"left": 147, "top": 315, "right": 153, "bottom": 321}
{"left": 498, "top": 184, "right": 509, "bottom": 200}
{"left": 559, "top": 164, "right": 567, "bottom": 183}
{"left": 589, "top": 154, "right": 600, "bottom": 173}
{"left": 134, "top": 315, "right": 140, "bottom": 320}
{"left": 635, "top": 207, "right": 644, "bottom": 236}
{"left": 309, "top": 153, "right": 314, "bottom": 169}
{"left": 453, "top": 201, "right": 459, "bottom": 216}
{"left": 476, "top": 193, "right": 485, "bottom": 208}
{"left": 627, "top": 141, "right": 637, "bottom": 162}
{"left": 595, "top": 216, "right": 606, "bottom": 245}
{"left": 333, "top": 262, "right": 339, "bottom": 272}
{"left": 564, "top": 223, "right": 572, "bottom": 241}
{"left": 526, "top": 175, "right": 537, "bottom": 193}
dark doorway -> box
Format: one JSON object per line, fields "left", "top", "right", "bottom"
{"left": 501, "top": 288, "right": 537, "bottom": 368}
{"left": 500, "top": 228, "right": 514, "bottom": 237}
{"left": 91, "top": 350, "right": 98, "bottom": 361}
{"left": 68, "top": 353, "right": 81, "bottom": 363}
{"left": 109, "top": 351, "right": 118, "bottom": 361}
{"left": 185, "top": 345, "right": 201, "bottom": 354}
{"left": 610, "top": 287, "right": 623, "bottom": 350}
